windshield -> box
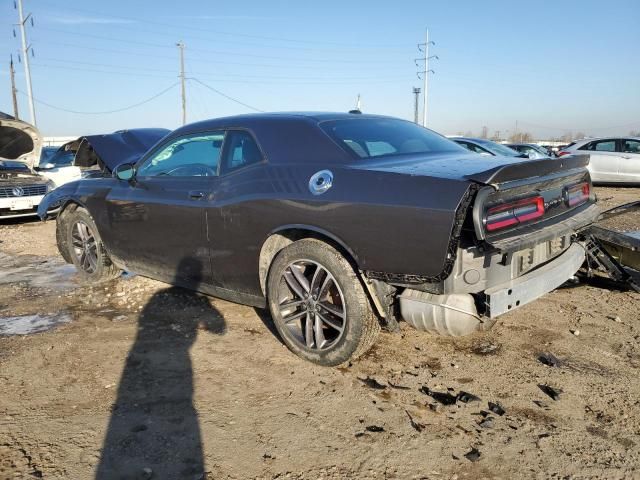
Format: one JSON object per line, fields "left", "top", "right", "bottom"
{"left": 40, "top": 147, "right": 75, "bottom": 167}
{"left": 320, "top": 118, "right": 465, "bottom": 159}
{"left": 476, "top": 140, "right": 522, "bottom": 157}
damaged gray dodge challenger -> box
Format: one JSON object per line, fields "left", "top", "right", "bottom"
{"left": 38, "top": 113, "right": 598, "bottom": 365}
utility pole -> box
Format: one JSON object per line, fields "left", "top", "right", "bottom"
{"left": 16, "top": 0, "right": 36, "bottom": 125}
{"left": 9, "top": 56, "right": 19, "bottom": 120}
{"left": 412, "top": 87, "right": 421, "bottom": 124}
{"left": 415, "top": 28, "right": 437, "bottom": 127}
{"left": 177, "top": 41, "right": 186, "bottom": 125}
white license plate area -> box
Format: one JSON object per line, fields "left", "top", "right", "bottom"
{"left": 10, "top": 198, "right": 33, "bottom": 211}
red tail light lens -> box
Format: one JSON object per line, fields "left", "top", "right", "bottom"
{"left": 485, "top": 196, "right": 545, "bottom": 232}
{"left": 565, "top": 182, "right": 590, "bottom": 207}
{"left": 557, "top": 151, "right": 571, "bottom": 157}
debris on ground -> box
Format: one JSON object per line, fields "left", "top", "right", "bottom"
{"left": 456, "top": 391, "right": 481, "bottom": 403}
{"left": 405, "top": 410, "right": 426, "bottom": 432}
{"left": 365, "top": 425, "right": 385, "bottom": 433}
{"left": 538, "top": 352, "right": 564, "bottom": 368}
{"left": 464, "top": 447, "right": 481, "bottom": 462}
{"left": 538, "top": 384, "right": 563, "bottom": 401}
{"left": 358, "top": 376, "right": 386, "bottom": 390}
{"left": 419, "top": 386, "right": 458, "bottom": 405}
{"left": 478, "top": 417, "right": 495, "bottom": 429}
{"left": 471, "top": 341, "right": 502, "bottom": 355}
{"left": 487, "top": 402, "right": 506, "bottom": 416}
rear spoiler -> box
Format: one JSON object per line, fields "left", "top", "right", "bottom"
{"left": 464, "top": 154, "right": 590, "bottom": 186}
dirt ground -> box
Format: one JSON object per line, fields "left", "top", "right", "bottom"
{"left": 0, "top": 187, "right": 639, "bottom": 480}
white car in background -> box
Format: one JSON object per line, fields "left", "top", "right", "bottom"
{"left": 0, "top": 113, "right": 54, "bottom": 220}
{"left": 37, "top": 146, "right": 82, "bottom": 188}
{"left": 558, "top": 137, "right": 640, "bottom": 184}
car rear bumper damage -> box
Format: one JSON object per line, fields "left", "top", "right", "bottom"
{"left": 483, "top": 242, "right": 584, "bottom": 318}
{"left": 397, "top": 242, "right": 585, "bottom": 335}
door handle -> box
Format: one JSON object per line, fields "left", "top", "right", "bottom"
{"left": 188, "top": 190, "right": 207, "bottom": 200}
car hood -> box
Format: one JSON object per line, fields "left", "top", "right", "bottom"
{"left": 72, "top": 128, "right": 170, "bottom": 172}
{"left": 0, "top": 112, "right": 43, "bottom": 170}
{"left": 351, "top": 151, "right": 589, "bottom": 186}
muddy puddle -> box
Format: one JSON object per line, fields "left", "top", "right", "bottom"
{"left": 0, "top": 252, "right": 77, "bottom": 290}
{"left": 0, "top": 312, "right": 72, "bottom": 336}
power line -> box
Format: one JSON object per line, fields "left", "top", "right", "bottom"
{"left": 35, "top": 56, "right": 410, "bottom": 81}
{"left": 189, "top": 78, "right": 263, "bottom": 113}
{"left": 29, "top": 62, "right": 410, "bottom": 85}
{"left": 35, "top": 0, "right": 408, "bottom": 48}
{"left": 33, "top": 26, "right": 407, "bottom": 65}
{"left": 17, "top": 82, "right": 179, "bottom": 114}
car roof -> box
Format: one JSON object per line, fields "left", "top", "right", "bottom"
{"left": 176, "top": 112, "right": 397, "bottom": 133}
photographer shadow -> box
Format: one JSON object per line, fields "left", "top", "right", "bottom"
{"left": 96, "top": 257, "right": 225, "bottom": 479}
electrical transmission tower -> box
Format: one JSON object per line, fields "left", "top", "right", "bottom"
{"left": 176, "top": 41, "right": 186, "bottom": 125}
{"left": 14, "top": 0, "right": 36, "bottom": 125}
{"left": 412, "top": 87, "right": 420, "bottom": 124}
{"left": 415, "top": 28, "right": 438, "bottom": 127}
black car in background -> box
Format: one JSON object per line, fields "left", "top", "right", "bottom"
{"left": 506, "top": 143, "right": 553, "bottom": 159}
{"left": 451, "top": 137, "right": 526, "bottom": 158}
{"left": 38, "top": 113, "right": 598, "bottom": 365}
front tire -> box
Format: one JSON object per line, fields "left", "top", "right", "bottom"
{"left": 64, "top": 207, "right": 121, "bottom": 283}
{"left": 267, "top": 238, "right": 380, "bottom": 366}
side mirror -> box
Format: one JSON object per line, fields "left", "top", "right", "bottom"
{"left": 113, "top": 163, "right": 135, "bottom": 181}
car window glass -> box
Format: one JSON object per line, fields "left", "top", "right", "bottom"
{"left": 138, "top": 132, "right": 223, "bottom": 177}
{"left": 622, "top": 139, "right": 640, "bottom": 154}
{"left": 321, "top": 118, "right": 464, "bottom": 160}
{"left": 222, "top": 131, "right": 263, "bottom": 172}
{"left": 365, "top": 141, "right": 396, "bottom": 156}
{"left": 584, "top": 140, "right": 615, "bottom": 152}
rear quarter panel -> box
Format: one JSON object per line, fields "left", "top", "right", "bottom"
{"left": 209, "top": 162, "right": 471, "bottom": 295}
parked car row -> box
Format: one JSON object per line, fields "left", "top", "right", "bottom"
{"left": 558, "top": 137, "right": 640, "bottom": 184}
{"left": 1, "top": 111, "right": 169, "bottom": 220}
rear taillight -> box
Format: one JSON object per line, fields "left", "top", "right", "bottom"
{"left": 564, "top": 182, "right": 590, "bottom": 207}
{"left": 557, "top": 151, "right": 571, "bottom": 157}
{"left": 485, "top": 196, "right": 545, "bottom": 232}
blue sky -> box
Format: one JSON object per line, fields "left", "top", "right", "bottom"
{"left": 0, "top": 0, "right": 638, "bottom": 138}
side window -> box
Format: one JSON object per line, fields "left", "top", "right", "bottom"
{"left": 456, "top": 141, "right": 473, "bottom": 152}
{"left": 222, "top": 130, "right": 263, "bottom": 172}
{"left": 137, "top": 132, "right": 224, "bottom": 177}
{"left": 466, "top": 142, "right": 491, "bottom": 155}
{"left": 622, "top": 139, "right": 640, "bottom": 154}
{"left": 583, "top": 140, "right": 616, "bottom": 152}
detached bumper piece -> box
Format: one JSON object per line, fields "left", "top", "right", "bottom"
{"left": 581, "top": 229, "right": 640, "bottom": 293}
{"left": 484, "top": 243, "right": 585, "bottom": 318}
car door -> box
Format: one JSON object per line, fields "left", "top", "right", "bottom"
{"left": 618, "top": 138, "right": 640, "bottom": 183}
{"left": 205, "top": 129, "right": 267, "bottom": 294}
{"left": 103, "top": 131, "right": 224, "bottom": 287}
{"left": 579, "top": 139, "right": 621, "bottom": 182}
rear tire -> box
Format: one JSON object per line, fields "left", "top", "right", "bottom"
{"left": 266, "top": 238, "right": 380, "bottom": 366}
{"left": 63, "top": 207, "right": 121, "bottom": 283}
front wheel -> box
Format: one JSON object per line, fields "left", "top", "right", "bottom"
{"left": 266, "top": 238, "right": 380, "bottom": 366}
{"left": 63, "top": 207, "right": 121, "bottom": 283}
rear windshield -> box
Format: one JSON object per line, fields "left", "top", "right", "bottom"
{"left": 320, "top": 118, "right": 464, "bottom": 159}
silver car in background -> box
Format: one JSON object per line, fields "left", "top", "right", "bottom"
{"left": 558, "top": 137, "right": 640, "bottom": 184}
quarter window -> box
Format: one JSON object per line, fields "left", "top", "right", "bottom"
{"left": 622, "top": 139, "right": 640, "bottom": 154}
{"left": 138, "top": 132, "right": 223, "bottom": 177}
{"left": 222, "top": 131, "right": 263, "bottom": 172}
{"left": 581, "top": 140, "right": 616, "bottom": 152}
